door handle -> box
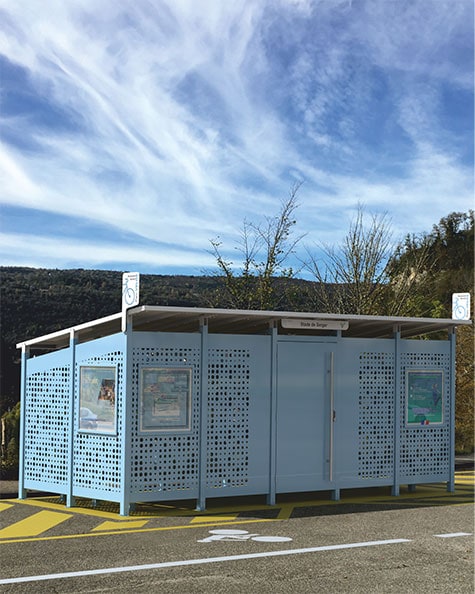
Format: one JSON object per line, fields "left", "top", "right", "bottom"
{"left": 329, "top": 352, "right": 334, "bottom": 482}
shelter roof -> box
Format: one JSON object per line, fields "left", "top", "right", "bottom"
{"left": 16, "top": 305, "right": 471, "bottom": 352}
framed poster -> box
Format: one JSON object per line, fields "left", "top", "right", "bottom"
{"left": 140, "top": 367, "right": 192, "bottom": 432}
{"left": 406, "top": 370, "right": 444, "bottom": 426}
{"left": 79, "top": 366, "right": 117, "bottom": 434}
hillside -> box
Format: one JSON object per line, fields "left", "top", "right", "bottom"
{"left": 0, "top": 267, "right": 315, "bottom": 411}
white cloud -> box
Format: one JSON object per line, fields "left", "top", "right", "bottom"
{"left": 0, "top": 0, "right": 472, "bottom": 273}
{"left": 0, "top": 231, "right": 215, "bottom": 270}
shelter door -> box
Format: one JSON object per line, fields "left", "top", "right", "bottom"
{"left": 276, "top": 341, "right": 331, "bottom": 492}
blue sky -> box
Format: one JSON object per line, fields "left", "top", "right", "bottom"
{"left": 0, "top": 0, "right": 473, "bottom": 277}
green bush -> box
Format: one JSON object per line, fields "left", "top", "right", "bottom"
{"left": 1, "top": 402, "right": 20, "bottom": 475}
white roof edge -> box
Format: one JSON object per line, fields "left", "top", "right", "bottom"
{"left": 16, "top": 306, "right": 472, "bottom": 349}
{"left": 16, "top": 311, "right": 123, "bottom": 349}
{"left": 129, "top": 305, "right": 472, "bottom": 326}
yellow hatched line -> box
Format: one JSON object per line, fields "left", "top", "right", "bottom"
{"left": 6, "top": 498, "right": 129, "bottom": 520}
{"left": 92, "top": 520, "right": 149, "bottom": 532}
{"left": 0, "top": 510, "right": 72, "bottom": 539}
{"left": 3, "top": 474, "right": 472, "bottom": 522}
{"left": 0, "top": 503, "right": 14, "bottom": 513}
{"left": 0, "top": 518, "right": 274, "bottom": 545}
{"left": 190, "top": 514, "right": 238, "bottom": 524}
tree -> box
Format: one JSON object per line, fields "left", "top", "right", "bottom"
{"left": 455, "top": 324, "right": 474, "bottom": 453}
{"left": 388, "top": 210, "right": 474, "bottom": 452}
{"left": 304, "top": 205, "right": 429, "bottom": 315}
{"left": 1, "top": 402, "right": 20, "bottom": 475}
{"left": 387, "top": 210, "right": 474, "bottom": 318}
{"left": 209, "top": 182, "right": 305, "bottom": 310}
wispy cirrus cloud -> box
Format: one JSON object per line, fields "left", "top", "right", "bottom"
{"left": 0, "top": 0, "right": 473, "bottom": 273}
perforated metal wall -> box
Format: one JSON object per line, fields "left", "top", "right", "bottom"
{"left": 358, "top": 352, "right": 395, "bottom": 480}
{"left": 24, "top": 364, "right": 70, "bottom": 487}
{"left": 130, "top": 344, "right": 201, "bottom": 495}
{"left": 73, "top": 350, "right": 124, "bottom": 493}
{"left": 206, "top": 348, "right": 250, "bottom": 489}
{"left": 400, "top": 352, "right": 451, "bottom": 479}
{"left": 20, "top": 325, "right": 454, "bottom": 510}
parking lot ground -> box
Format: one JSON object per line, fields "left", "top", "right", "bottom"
{"left": 0, "top": 471, "right": 472, "bottom": 544}
{"left": 0, "top": 472, "right": 473, "bottom": 593}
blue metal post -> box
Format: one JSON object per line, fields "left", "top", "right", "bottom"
{"left": 197, "top": 318, "right": 209, "bottom": 511}
{"left": 392, "top": 327, "right": 401, "bottom": 497}
{"left": 66, "top": 330, "right": 76, "bottom": 508}
{"left": 120, "top": 316, "right": 132, "bottom": 515}
{"left": 18, "top": 345, "right": 29, "bottom": 500}
{"left": 447, "top": 328, "right": 456, "bottom": 493}
{"left": 267, "top": 324, "right": 278, "bottom": 506}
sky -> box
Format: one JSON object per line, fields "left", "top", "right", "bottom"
{"left": 0, "top": 0, "right": 473, "bottom": 278}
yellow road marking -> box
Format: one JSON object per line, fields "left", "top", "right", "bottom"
{"left": 6, "top": 498, "right": 127, "bottom": 520}
{"left": 0, "top": 510, "right": 72, "bottom": 538}
{"left": 190, "top": 514, "right": 238, "bottom": 524}
{"left": 92, "top": 520, "right": 149, "bottom": 532}
{"left": 1, "top": 475, "right": 471, "bottom": 537}
{"left": 0, "top": 518, "right": 274, "bottom": 545}
{"left": 277, "top": 504, "right": 294, "bottom": 520}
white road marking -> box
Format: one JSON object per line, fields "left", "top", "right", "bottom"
{"left": 434, "top": 532, "right": 472, "bottom": 538}
{"left": 197, "top": 529, "right": 292, "bottom": 543}
{"left": 0, "top": 538, "right": 410, "bottom": 585}
{"left": 252, "top": 536, "right": 293, "bottom": 543}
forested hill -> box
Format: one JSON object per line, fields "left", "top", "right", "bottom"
{"left": 0, "top": 267, "right": 313, "bottom": 411}
{"left": 1, "top": 267, "right": 222, "bottom": 342}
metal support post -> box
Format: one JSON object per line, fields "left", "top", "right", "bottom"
{"left": 18, "top": 345, "right": 29, "bottom": 500}
{"left": 197, "top": 318, "right": 209, "bottom": 511}
{"left": 392, "top": 326, "right": 401, "bottom": 497}
{"left": 447, "top": 328, "right": 456, "bottom": 493}
{"left": 120, "top": 316, "right": 132, "bottom": 516}
{"left": 267, "top": 323, "right": 278, "bottom": 506}
{"left": 66, "top": 330, "right": 76, "bottom": 508}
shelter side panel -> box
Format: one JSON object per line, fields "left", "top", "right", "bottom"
{"left": 205, "top": 334, "right": 271, "bottom": 496}
{"left": 72, "top": 333, "right": 126, "bottom": 501}
{"left": 399, "top": 339, "right": 452, "bottom": 483}
{"left": 22, "top": 349, "right": 72, "bottom": 493}
{"left": 129, "top": 332, "right": 202, "bottom": 500}
{"left": 335, "top": 339, "right": 396, "bottom": 488}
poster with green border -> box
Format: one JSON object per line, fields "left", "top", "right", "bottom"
{"left": 79, "top": 366, "right": 117, "bottom": 434}
{"left": 406, "top": 370, "right": 444, "bottom": 426}
{"left": 140, "top": 367, "right": 192, "bottom": 432}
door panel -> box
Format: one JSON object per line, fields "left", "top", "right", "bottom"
{"left": 276, "top": 341, "right": 330, "bottom": 492}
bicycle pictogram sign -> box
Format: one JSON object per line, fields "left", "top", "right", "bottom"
{"left": 122, "top": 272, "right": 140, "bottom": 309}
{"left": 198, "top": 529, "right": 292, "bottom": 543}
{"left": 452, "top": 293, "right": 470, "bottom": 321}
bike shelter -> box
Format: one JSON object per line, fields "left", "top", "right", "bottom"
{"left": 16, "top": 306, "right": 470, "bottom": 515}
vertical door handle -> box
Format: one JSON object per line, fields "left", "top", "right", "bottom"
{"left": 329, "top": 352, "right": 334, "bottom": 482}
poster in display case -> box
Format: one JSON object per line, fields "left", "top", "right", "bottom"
{"left": 406, "top": 370, "right": 444, "bottom": 426}
{"left": 79, "top": 366, "right": 117, "bottom": 434}
{"left": 140, "top": 367, "right": 192, "bottom": 432}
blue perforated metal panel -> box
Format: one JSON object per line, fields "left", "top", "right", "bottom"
{"left": 358, "top": 351, "right": 395, "bottom": 480}
{"left": 399, "top": 350, "right": 451, "bottom": 480}
{"left": 130, "top": 337, "right": 201, "bottom": 497}
{"left": 206, "top": 347, "right": 251, "bottom": 489}
{"left": 24, "top": 359, "right": 70, "bottom": 489}
{"left": 73, "top": 336, "right": 125, "bottom": 498}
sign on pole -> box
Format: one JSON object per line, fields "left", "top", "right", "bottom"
{"left": 122, "top": 272, "right": 140, "bottom": 311}
{"left": 452, "top": 293, "right": 470, "bottom": 321}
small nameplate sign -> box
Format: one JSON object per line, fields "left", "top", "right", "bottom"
{"left": 281, "top": 318, "right": 349, "bottom": 331}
